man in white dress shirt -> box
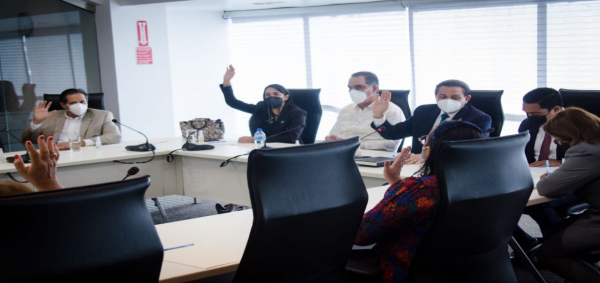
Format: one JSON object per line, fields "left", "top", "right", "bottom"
{"left": 325, "top": 71, "right": 405, "bottom": 151}
{"left": 22, "top": 88, "right": 121, "bottom": 149}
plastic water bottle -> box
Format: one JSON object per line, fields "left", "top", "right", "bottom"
{"left": 95, "top": 136, "right": 102, "bottom": 149}
{"left": 0, "top": 148, "right": 5, "bottom": 163}
{"left": 254, "top": 128, "right": 266, "bottom": 149}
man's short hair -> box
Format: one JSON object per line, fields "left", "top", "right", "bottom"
{"left": 351, "top": 71, "right": 379, "bottom": 86}
{"left": 59, "top": 88, "right": 88, "bottom": 104}
{"left": 522, "top": 88, "right": 563, "bottom": 111}
{"left": 434, "top": 79, "right": 471, "bottom": 96}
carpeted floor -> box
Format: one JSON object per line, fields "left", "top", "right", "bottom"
{"left": 146, "top": 195, "right": 567, "bottom": 282}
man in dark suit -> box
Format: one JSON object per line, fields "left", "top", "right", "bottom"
{"left": 370, "top": 79, "right": 491, "bottom": 163}
{"left": 514, "top": 88, "right": 583, "bottom": 252}
{"left": 520, "top": 88, "right": 568, "bottom": 167}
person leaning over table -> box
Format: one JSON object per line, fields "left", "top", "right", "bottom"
{"left": 0, "top": 135, "right": 63, "bottom": 196}
{"left": 370, "top": 79, "right": 491, "bottom": 164}
{"left": 21, "top": 88, "right": 121, "bottom": 149}
{"left": 325, "top": 71, "right": 405, "bottom": 151}
{"left": 354, "top": 121, "right": 485, "bottom": 283}
{"left": 513, "top": 87, "right": 584, "bottom": 255}
{"left": 534, "top": 107, "right": 600, "bottom": 283}
{"left": 219, "top": 65, "right": 307, "bottom": 144}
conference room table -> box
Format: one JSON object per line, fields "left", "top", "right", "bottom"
{"left": 0, "top": 137, "right": 553, "bottom": 282}
{"left": 157, "top": 182, "right": 551, "bottom": 282}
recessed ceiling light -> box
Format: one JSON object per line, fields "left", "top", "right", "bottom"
{"left": 253, "top": 1, "right": 285, "bottom": 5}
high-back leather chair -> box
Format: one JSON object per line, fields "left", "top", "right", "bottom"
{"left": 468, "top": 90, "right": 504, "bottom": 137}
{"left": 409, "top": 133, "right": 532, "bottom": 283}
{"left": 559, "top": 88, "right": 600, "bottom": 117}
{"left": 234, "top": 137, "right": 368, "bottom": 282}
{"left": 44, "top": 93, "right": 105, "bottom": 111}
{"left": 288, "top": 89, "right": 322, "bottom": 144}
{"left": 387, "top": 90, "right": 412, "bottom": 120}
{"left": 387, "top": 90, "right": 412, "bottom": 151}
{"left": 0, "top": 176, "right": 164, "bottom": 282}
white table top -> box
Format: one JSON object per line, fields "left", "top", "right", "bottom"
{"left": 157, "top": 182, "right": 550, "bottom": 282}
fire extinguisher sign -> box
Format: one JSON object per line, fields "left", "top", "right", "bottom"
{"left": 136, "top": 21, "right": 152, "bottom": 64}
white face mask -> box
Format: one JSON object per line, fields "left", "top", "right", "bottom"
{"left": 349, "top": 87, "right": 373, "bottom": 104}
{"left": 437, "top": 99, "right": 463, "bottom": 114}
{"left": 68, "top": 103, "right": 88, "bottom": 116}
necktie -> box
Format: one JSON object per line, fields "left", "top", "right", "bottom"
{"left": 440, "top": 113, "right": 450, "bottom": 122}
{"left": 538, "top": 132, "right": 552, "bottom": 161}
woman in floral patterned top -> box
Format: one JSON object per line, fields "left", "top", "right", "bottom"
{"left": 354, "top": 121, "right": 485, "bottom": 283}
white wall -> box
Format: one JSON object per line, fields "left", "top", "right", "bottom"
{"left": 97, "top": 0, "right": 176, "bottom": 140}
{"left": 166, "top": 8, "right": 239, "bottom": 140}
{"left": 96, "top": 1, "right": 240, "bottom": 141}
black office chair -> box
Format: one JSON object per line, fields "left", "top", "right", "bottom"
{"left": 468, "top": 90, "right": 504, "bottom": 137}
{"left": 44, "top": 93, "right": 105, "bottom": 111}
{"left": 288, "top": 89, "right": 322, "bottom": 144}
{"left": 386, "top": 90, "right": 412, "bottom": 151}
{"left": 233, "top": 137, "right": 368, "bottom": 282}
{"left": 0, "top": 176, "right": 164, "bottom": 282}
{"left": 559, "top": 89, "right": 600, "bottom": 117}
{"left": 409, "top": 132, "right": 537, "bottom": 282}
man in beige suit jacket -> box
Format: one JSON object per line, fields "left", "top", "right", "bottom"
{"left": 21, "top": 88, "right": 121, "bottom": 149}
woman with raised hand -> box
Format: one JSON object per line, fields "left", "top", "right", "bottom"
{"left": 220, "top": 65, "right": 307, "bottom": 144}
{"left": 354, "top": 121, "right": 485, "bottom": 283}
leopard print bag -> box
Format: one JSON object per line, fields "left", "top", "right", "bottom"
{"left": 179, "top": 118, "right": 225, "bottom": 141}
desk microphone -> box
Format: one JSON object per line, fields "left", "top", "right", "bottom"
{"left": 2, "top": 129, "right": 31, "bottom": 163}
{"left": 219, "top": 125, "right": 306, "bottom": 167}
{"left": 182, "top": 130, "right": 214, "bottom": 151}
{"left": 112, "top": 119, "right": 156, "bottom": 152}
{"left": 262, "top": 125, "right": 305, "bottom": 149}
{"left": 122, "top": 166, "right": 140, "bottom": 181}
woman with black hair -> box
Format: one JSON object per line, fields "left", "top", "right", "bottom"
{"left": 354, "top": 121, "right": 485, "bottom": 283}
{"left": 219, "top": 65, "right": 307, "bottom": 144}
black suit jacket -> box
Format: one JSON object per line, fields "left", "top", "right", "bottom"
{"left": 518, "top": 118, "right": 568, "bottom": 164}
{"left": 371, "top": 104, "right": 492, "bottom": 153}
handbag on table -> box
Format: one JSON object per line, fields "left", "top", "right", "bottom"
{"left": 179, "top": 118, "right": 225, "bottom": 141}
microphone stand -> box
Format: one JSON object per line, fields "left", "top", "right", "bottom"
{"left": 261, "top": 125, "right": 305, "bottom": 149}
{"left": 112, "top": 119, "right": 155, "bottom": 152}
{"left": 3, "top": 129, "right": 31, "bottom": 163}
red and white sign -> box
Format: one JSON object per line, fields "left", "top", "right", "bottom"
{"left": 137, "top": 46, "right": 153, "bottom": 65}
{"left": 136, "top": 21, "right": 152, "bottom": 64}
{"left": 137, "top": 21, "right": 149, "bottom": 46}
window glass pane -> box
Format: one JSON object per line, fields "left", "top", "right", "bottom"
{"left": 229, "top": 17, "right": 306, "bottom": 136}
{"left": 412, "top": 4, "right": 537, "bottom": 115}
{"left": 547, "top": 0, "right": 600, "bottom": 90}
{"left": 0, "top": 1, "right": 101, "bottom": 152}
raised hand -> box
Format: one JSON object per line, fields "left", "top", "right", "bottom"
{"left": 13, "top": 135, "right": 62, "bottom": 191}
{"left": 33, "top": 101, "right": 56, "bottom": 124}
{"left": 383, "top": 146, "right": 412, "bottom": 184}
{"left": 373, "top": 90, "right": 391, "bottom": 119}
{"left": 223, "top": 64, "right": 236, "bottom": 86}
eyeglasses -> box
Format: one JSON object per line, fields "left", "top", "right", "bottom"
{"left": 418, "top": 135, "right": 428, "bottom": 145}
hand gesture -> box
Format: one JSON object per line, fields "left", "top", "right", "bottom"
{"left": 33, "top": 101, "right": 56, "bottom": 124}
{"left": 383, "top": 146, "right": 411, "bottom": 184}
{"left": 223, "top": 65, "right": 235, "bottom": 86}
{"left": 373, "top": 90, "right": 391, "bottom": 119}
{"left": 13, "top": 135, "right": 62, "bottom": 191}
{"left": 405, "top": 153, "right": 424, "bottom": 165}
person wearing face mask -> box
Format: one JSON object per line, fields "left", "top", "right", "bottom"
{"left": 325, "top": 71, "right": 405, "bottom": 152}
{"left": 21, "top": 88, "right": 121, "bottom": 149}
{"left": 520, "top": 88, "right": 568, "bottom": 167}
{"left": 512, "top": 87, "right": 582, "bottom": 257}
{"left": 219, "top": 65, "right": 307, "bottom": 144}
{"left": 371, "top": 79, "right": 491, "bottom": 163}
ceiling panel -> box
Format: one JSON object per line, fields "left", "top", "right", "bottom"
{"left": 120, "top": 0, "right": 394, "bottom": 11}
